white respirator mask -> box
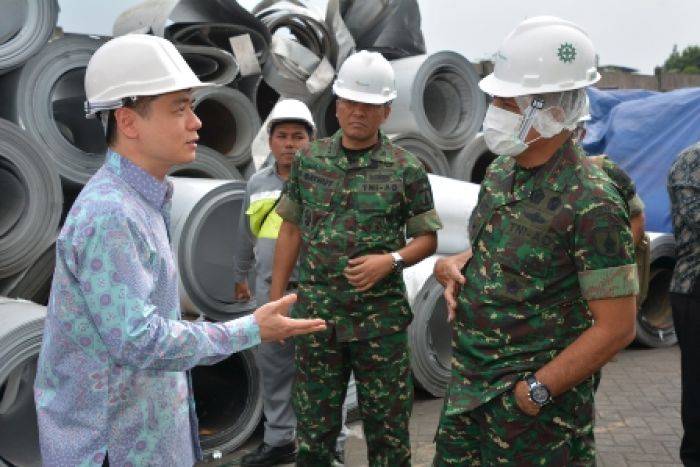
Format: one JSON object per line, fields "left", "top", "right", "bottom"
{"left": 482, "top": 98, "right": 543, "bottom": 157}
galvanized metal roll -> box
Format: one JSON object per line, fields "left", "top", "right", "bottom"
{"left": 636, "top": 232, "right": 677, "bottom": 348}
{"left": 310, "top": 89, "right": 339, "bottom": 138}
{"left": 0, "top": 119, "right": 62, "bottom": 279}
{"left": 391, "top": 134, "right": 450, "bottom": 176}
{"left": 0, "top": 34, "right": 106, "bottom": 186}
{"left": 0, "top": 0, "right": 58, "bottom": 75}
{"left": 171, "top": 177, "right": 256, "bottom": 321}
{"left": 428, "top": 174, "right": 480, "bottom": 255}
{"left": 0, "top": 244, "right": 55, "bottom": 306}
{"left": 450, "top": 132, "right": 498, "bottom": 184}
{"left": 193, "top": 86, "right": 261, "bottom": 168}
{"left": 176, "top": 44, "right": 239, "bottom": 86}
{"left": 169, "top": 145, "right": 243, "bottom": 180}
{"left": 383, "top": 51, "right": 486, "bottom": 151}
{"left": 192, "top": 349, "right": 263, "bottom": 458}
{"left": 237, "top": 74, "right": 280, "bottom": 122}
{"left": 0, "top": 297, "right": 46, "bottom": 466}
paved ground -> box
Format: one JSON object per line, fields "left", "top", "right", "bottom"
{"left": 206, "top": 345, "right": 683, "bottom": 466}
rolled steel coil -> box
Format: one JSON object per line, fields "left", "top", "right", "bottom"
{"left": 170, "top": 177, "right": 256, "bottom": 321}
{"left": 383, "top": 52, "right": 486, "bottom": 151}
{"left": 236, "top": 74, "right": 280, "bottom": 122}
{"left": 0, "top": 298, "right": 46, "bottom": 466}
{"left": 0, "top": 34, "right": 107, "bottom": 186}
{"left": 0, "top": 119, "right": 62, "bottom": 279}
{"left": 169, "top": 145, "right": 243, "bottom": 180}
{"left": 404, "top": 257, "right": 453, "bottom": 397}
{"left": 427, "top": 174, "right": 480, "bottom": 255}
{"left": 310, "top": 89, "right": 339, "bottom": 138}
{"left": 0, "top": 0, "right": 58, "bottom": 75}
{"left": 176, "top": 44, "right": 239, "bottom": 86}
{"left": 0, "top": 244, "right": 55, "bottom": 306}
{"left": 193, "top": 86, "right": 261, "bottom": 168}
{"left": 450, "top": 132, "right": 498, "bottom": 184}
{"left": 636, "top": 232, "right": 677, "bottom": 348}
{"left": 193, "top": 349, "right": 263, "bottom": 457}
{"left": 391, "top": 134, "right": 450, "bottom": 176}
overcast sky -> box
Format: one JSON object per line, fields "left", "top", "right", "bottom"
{"left": 57, "top": 0, "right": 699, "bottom": 74}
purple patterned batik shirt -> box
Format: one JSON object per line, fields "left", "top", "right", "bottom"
{"left": 34, "top": 150, "right": 261, "bottom": 466}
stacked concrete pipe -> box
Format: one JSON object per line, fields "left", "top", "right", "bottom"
{"left": 391, "top": 134, "right": 450, "bottom": 176}
{"left": 169, "top": 145, "right": 243, "bottom": 180}
{"left": 450, "top": 132, "right": 499, "bottom": 184}
{"left": 0, "top": 298, "right": 46, "bottom": 467}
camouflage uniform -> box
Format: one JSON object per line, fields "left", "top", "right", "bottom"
{"left": 277, "top": 130, "right": 442, "bottom": 466}
{"left": 434, "top": 140, "right": 638, "bottom": 466}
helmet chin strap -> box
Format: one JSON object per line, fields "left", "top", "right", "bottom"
{"left": 517, "top": 96, "right": 544, "bottom": 142}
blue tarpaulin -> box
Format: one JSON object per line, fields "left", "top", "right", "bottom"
{"left": 582, "top": 86, "right": 700, "bottom": 233}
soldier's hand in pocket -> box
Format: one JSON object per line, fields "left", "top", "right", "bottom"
{"left": 344, "top": 254, "right": 394, "bottom": 292}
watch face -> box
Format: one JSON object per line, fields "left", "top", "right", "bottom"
{"left": 531, "top": 384, "right": 550, "bottom": 404}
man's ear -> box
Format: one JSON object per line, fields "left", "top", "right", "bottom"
{"left": 383, "top": 103, "right": 392, "bottom": 121}
{"left": 113, "top": 107, "right": 139, "bottom": 140}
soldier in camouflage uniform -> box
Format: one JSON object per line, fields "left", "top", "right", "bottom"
{"left": 270, "top": 51, "right": 442, "bottom": 466}
{"left": 433, "top": 17, "right": 639, "bottom": 466}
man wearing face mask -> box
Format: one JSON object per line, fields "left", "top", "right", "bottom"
{"left": 432, "top": 17, "right": 638, "bottom": 465}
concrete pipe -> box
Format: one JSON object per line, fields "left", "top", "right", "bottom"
{"left": 193, "top": 86, "right": 261, "bottom": 168}
{"left": 0, "top": 243, "right": 55, "bottom": 306}
{"left": 169, "top": 145, "right": 243, "bottom": 180}
{"left": 0, "top": 119, "right": 62, "bottom": 279}
{"left": 450, "top": 132, "right": 498, "bottom": 184}
{"left": 383, "top": 52, "right": 486, "bottom": 151}
{"left": 0, "top": 298, "right": 46, "bottom": 466}
{"left": 310, "top": 90, "right": 339, "bottom": 138}
{"left": 391, "top": 134, "right": 450, "bottom": 176}
{"left": 192, "top": 349, "right": 263, "bottom": 458}
{"left": 636, "top": 232, "right": 677, "bottom": 348}
{"left": 237, "top": 74, "right": 280, "bottom": 122}
{"left": 428, "top": 174, "right": 480, "bottom": 255}
{"left": 0, "top": 0, "right": 58, "bottom": 75}
{"left": 176, "top": 44, "right": 239, "bottom": 86}
{"left": 170, "top": 177, "right": 257, "bottom": 321}
{"left": 0, "top": 34, "right": 106, "bottom": 186}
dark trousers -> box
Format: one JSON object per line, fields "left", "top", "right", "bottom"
{"left": 672, "top": 293, "right": 700, "bottom": 467}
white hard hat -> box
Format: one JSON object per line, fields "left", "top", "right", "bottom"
{"left": 84, "top": 34, "right": 213, "bottom": 117}
{"left": 266, "top": 99, "right": 316, "bottom": 136}
{"left": 479, "top": 16, "right": 600, "bottom": 98}
{"left": 332, "top": 50, "right": 397, "bottom": 104}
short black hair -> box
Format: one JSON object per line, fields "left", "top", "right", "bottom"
{"left": 269, "top": 119, "right": 313, "bottom": 138}
{"left": 104, "top": 96, "right": 157, "bottom": 146}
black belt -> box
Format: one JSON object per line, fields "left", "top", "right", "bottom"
{"left": 286, "top": 281, "right": 299, "bottom": 291}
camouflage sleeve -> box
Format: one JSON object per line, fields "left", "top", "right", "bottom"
{"left": 276, "top": 153, "right": 302, "bottom": 225}
{"left": 573, "top": 199, "right": 639, "bottom": 300}
{"left": 628, "top": 194, "right": 645, "bottom": 217}
{"left": 402, "top": 164, "right": 442, "bottom": 237}
{"left": 599, "top": 157, "right": 637, "bottom": 202}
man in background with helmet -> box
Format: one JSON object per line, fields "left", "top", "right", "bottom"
{"left": 270, "top": 50, "right": 442, "bottom": 465}
{"left": 432, "top": 17, "right": 638, "bottom": 465}
{"left": 34, "top": 34, "right": 326, "bottom": 467}
{"left": 233, "top": 99, "right": 348, "bottom": 466}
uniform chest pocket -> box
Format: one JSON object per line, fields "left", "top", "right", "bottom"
{"left": 350, "top": 182, "right": 402, "bottom": 214}
{"left": 500, "top": 215, "right": 554, "bottom": 277}
{"left": 299, "top": 167, "right": 339, "bottom": 209}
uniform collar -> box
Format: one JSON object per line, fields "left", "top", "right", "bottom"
{"left": 327, "top": 130, "right": 395, "bottom": 165}
{"left": 105, "top": 150, "right": 173, "bottom": 210}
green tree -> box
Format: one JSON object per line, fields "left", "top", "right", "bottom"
{"left": 663, "top": 44, "right": 700, "bottom": 74}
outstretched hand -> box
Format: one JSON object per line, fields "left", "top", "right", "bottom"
{"left": 254, "top": 294, "right": 326, "bottom": 342}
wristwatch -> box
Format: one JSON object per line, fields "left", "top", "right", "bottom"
{"left": 390, "top": 252, "right": 406, "bottom": 273}
{"left": 525, "top": 375, "right": 552, "bottom": 407}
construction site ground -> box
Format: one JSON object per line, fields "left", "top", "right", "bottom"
{"left": 203, "top": 345, "right": 683, "bottom": 467}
